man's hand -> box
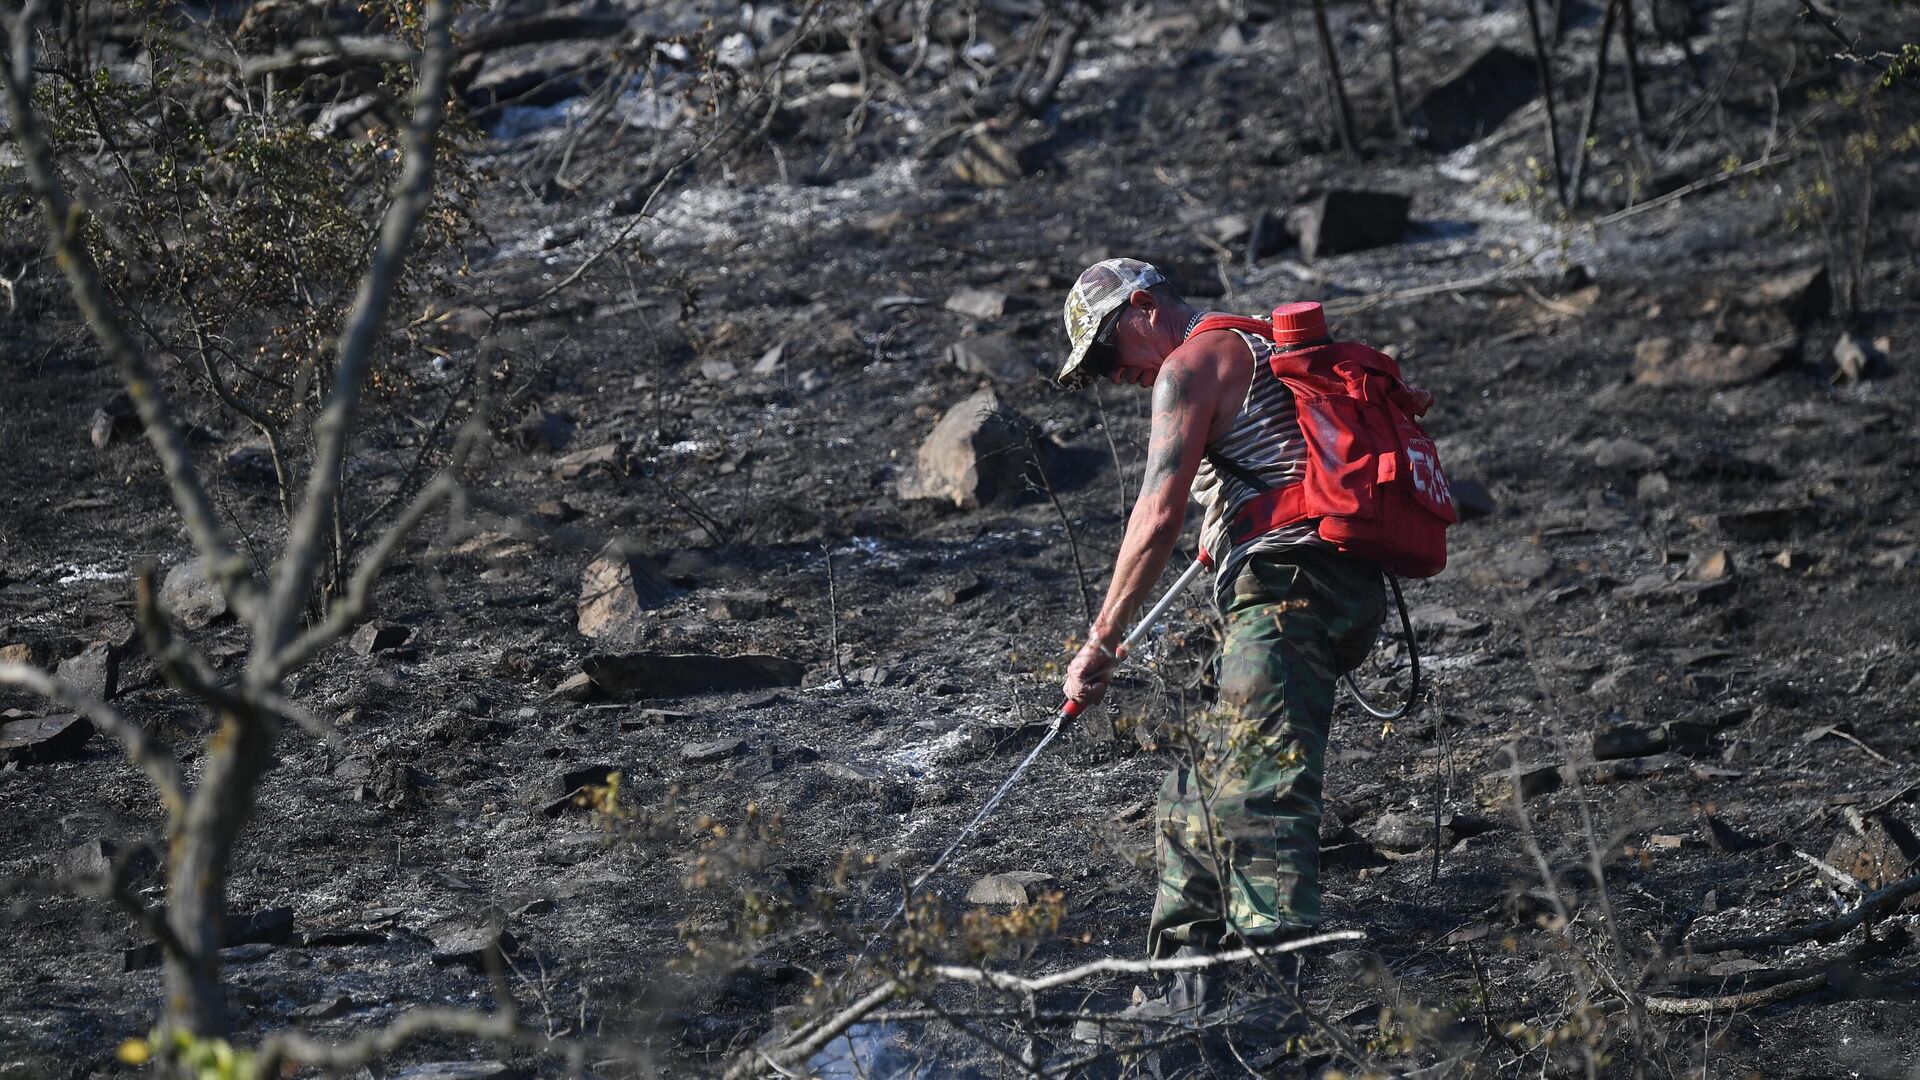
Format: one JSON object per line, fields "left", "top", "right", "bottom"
{"left": 1063, "top": 638, "right": 1124, "bottom": 712}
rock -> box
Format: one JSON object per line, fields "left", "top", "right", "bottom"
{"left": 1209, "top": 212, "right": 1254, "bottom": 246}
{"left": 549, "top": 672, "right": 599, "bottom": 703}
{"left": 222, "top": 943, "right": 274, "bottom": 964}
{"left": 1365, "top": 811, "right": 1431, "bottom": 852}
{"left": 705, "top": 591, "right": 778, "bottom": 620}
{"left": 1633, "top": 337, "right": 1790, "bottom": 387}
{"left": 1469, "top": 544, "right": 1554, "bottom": 588}
{"left": 534, "top": 498, "right": 580, "bottom": 524}
{"left": 618, "top": 708, "right": 693, "bottom": 733}
{"left": 1443, "top": 813, "right": 1499, "bottom": 843}
{"left": 1613, "top": 571, "right": 1734, "bottom": 605}
{"left": 1476, "top": 764, "right": 1562, "bottom": 806}
{"left": 585, "top": 653, "right": 805, "bottom": 701}
{"left": 553, "top": 441, "right": 623, "bottom": 480}
{"left": 58, "top": 838, "right": 156, "bottom": 881}
{"left": 949, "top": 131, "right": 1031, "bottom": 186}
{"left": 1830, "top": 333, "right": 1880, "bottom": 383}
{"left": 225, "top": 444, "right": 277, "bottom": 485}
{"left": 368, "top": 762, "right": 433, "bottom": 805}
{"left": 543, "top": 763, "right": 620, "bottom": 817}
{"left": 1871, "top": 546, "right": 1918, "bottom": 570}
{"left": 1823, "top": 814, "right": 1920, "bottom": 891}
{"left": 0, "top": 641, "right": 50, "bottom": 667}
{"left": 1410, "top": 604, "right": 1489, "bottom": 637}
{"left": 555, "top": 764, "right": 619, "bottom": 796}
{"left": 576, "top": 543, "right": 680, "bottom": 644}
{"left": 681, "top": 737, "right": 746, "bottom": 764}
{"left": 1637, "top": 472, "right": 1673, "bottom": 504}
{"left": 965, "top": 870, "right": 1058, "bottom": 905}
{"left": 350, "top": 622, "right": 412, "bottom": 656}
{"left": 1294, "top": 190, "right": 1410, "bottom": 259}
{"left": 160, "top": 557, "right": 228, "bottom": 629}
{"left": 1772, "top": 549, "right": 1814, "bottom": 571}
{"left": 947, "top": 334, "right": 1034, "bottom": 383}
{"left": 512, "top": 405, "right": 575, "bottom": 452}
{"left": 293, "top": 994, "right": 356, "bottom": 1021}
{"left": 1593, "top": 722, "right": 1668, "bottom": 760}
{"left": 1686, "top": 550, "right": 1733, "bottom": 582}
{"left": 1589, "top": 437, "right": 1661, "bottom": 471}
{"left": 1663, "top": 719, "right": 1719, "bottom": 752}
{"left": 1409, "top": 45, "right": 1539, "bottom": 151}
{"left": 1215, "top": 21, "right": 1256, "bottom": 53}
{"left": 227, "top": 906, "right": 296, "bottom": 946}
{"left": 896, "top": 388, "right": 1043, "bottom": 509}
{"left": 752, "top": 342, "right": 787, "bottom": 375}
{"left": 1, "top": 713, "right": 95, "bottom": 765}
{"left": 89, "top": 392, "right": 141, "bottom": 448}
{"left": 1450, "top": 478, "right": 1497, "bottom": 521}
{"left": 55, "top": 643, "right": 117, "bottom": 701}
{"left": 1745, "top": 265, "right": 1832, "bottom": 325}
{"left": 699, "top": 358, "right": 739, "bottom": 383}
{"left": 937, "top": 571, "right": 987, "bottom": 606}
{"left": 393, "top": 1063, "right": 512, "bottom": 1080}
{"left": 429, "top": 922, "right": 516, "bottom": 971}
{"left": 1712, "top": 504, "right": 1818, "bottom": 541}
{"left": 797, "top": 368, "right": 830, "bottom": 394}
{"left": 945, "top": 287, "right": 1008, "bottom": 320}
{"left": 1319, "top": 807, "right": 1349, "bottom": 844}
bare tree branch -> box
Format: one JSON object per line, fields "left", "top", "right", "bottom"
{"left": 736, "top": 932, "right": 1363, "bottom": 1078}
{"left": 726, "top": 980, "right": 901, "bottom": 1080}
{"left": 0, "top": 662, "right": 186, "bottom": 814}
{"left": 1684, "top": 872, "right": 1920, "bottom": 955}
{"left": 262, "top": 392, "right": 485, "bottom": 687}
{"left": 931, "top": 931, "right": 1363, "bottom": 993}
{"left": 1643, "top": 972, "right": 1828, "bottom": 1015}
{"left": 257, "top": 1007, "right": 521, "bottom": 1073}
{"left": 254, "top": 0, "right": 458, "bottom": 674}
{"left": 236, "top": 11, "right": 633, "bottom": 82}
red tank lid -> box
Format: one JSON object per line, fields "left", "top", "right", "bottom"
{"left": 1271, "top": 302, "right": 1328, "bottom": 346}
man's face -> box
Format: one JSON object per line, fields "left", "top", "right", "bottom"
{"left": 1101, "top": 295, "right": 1166, "bottom": 388}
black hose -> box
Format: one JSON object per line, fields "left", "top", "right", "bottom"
{"left": 1344, "top": 574, "right": 1419, "bottom": 721}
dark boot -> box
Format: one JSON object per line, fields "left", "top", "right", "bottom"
{"left": 1165, "top": 944, "right": 1226, "bottom": 1020}
{"left": 1220, "top": 949, "right": 1312, "bottom": 1065}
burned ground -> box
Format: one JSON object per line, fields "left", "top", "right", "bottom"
{"left": 4, "top": 0, "right": 1920, "bottom": 1077}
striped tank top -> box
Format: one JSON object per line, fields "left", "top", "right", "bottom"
{"left": 1189, "top": 314, "right": 1327, "bottom": 604}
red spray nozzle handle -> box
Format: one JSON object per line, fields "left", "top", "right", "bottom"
{"left": 1059, "top": 699, "right": 1083, "bottom": 719}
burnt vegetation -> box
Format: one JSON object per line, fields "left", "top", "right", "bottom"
{"left": 2, "top": 0, "right": 1918, "bottom": 1077}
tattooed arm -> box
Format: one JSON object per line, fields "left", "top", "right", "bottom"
{"left": 1064, "top": 335, "right": 1245, "bottom": 709}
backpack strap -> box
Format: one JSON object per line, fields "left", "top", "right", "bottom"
{"left": 1188, "top": 313, "right": 1276, "bottom": 341}
{"left": 1205, "top": 448, "right": 1271, "bottom": 493}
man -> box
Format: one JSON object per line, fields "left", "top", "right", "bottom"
{"left": 1056, "top": 258, "right": 1386, "bottom": 1008}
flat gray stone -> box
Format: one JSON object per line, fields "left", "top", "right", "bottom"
{"left": 0, "top": 714, "right": 94, "bottom": 765}
{"left": 583, "top": 653, "right": 804, "bottom": 701}
{"left": 965, "top": 870, "right": 1057, "bottom": 906}
{"left": 681, "top": 738, "right": 745, "bottom": 764}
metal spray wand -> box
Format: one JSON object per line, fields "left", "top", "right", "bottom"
{"left": 857, "top": 554, "right": 1211, "bottom": 958}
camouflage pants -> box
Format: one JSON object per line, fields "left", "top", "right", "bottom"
{"left": 1147, "top": 546, "right": 1385, "bottom": 957}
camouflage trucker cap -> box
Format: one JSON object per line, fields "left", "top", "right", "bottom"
{"left": 1057, "top": 258, "right": 1167, "bottom": 388}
